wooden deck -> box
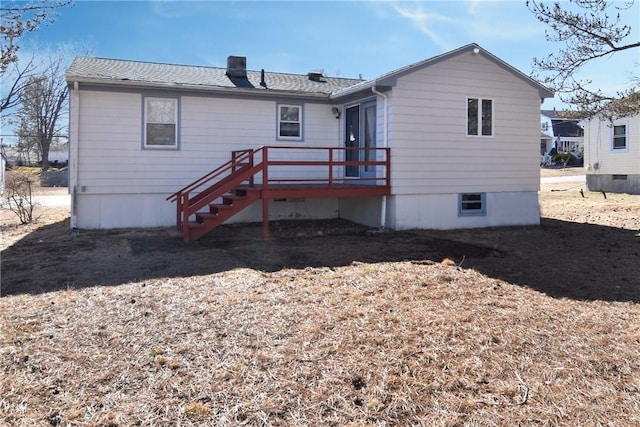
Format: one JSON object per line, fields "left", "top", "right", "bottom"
{"left": 238, "top": 182, "right": 390, "bottom": 199}
{"left": 167, "top": 146, "right": 391, "bottom": 241}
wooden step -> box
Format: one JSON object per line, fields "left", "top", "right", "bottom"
{"left": 195, "top": 212, "right": 219, "bottom": 223}
{"left": 222, "top": 193, "right": 247, "bottom": 204}
{"left": 209, "top": 203, "right": 233, "bottom": 215}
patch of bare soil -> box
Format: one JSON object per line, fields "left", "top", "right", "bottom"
{"left": 1, "top": 183, "right": 639, "bottom": 426}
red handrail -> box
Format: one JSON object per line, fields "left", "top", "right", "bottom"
{"left": 166, "top": 149, "right": 254, "bottom": 203}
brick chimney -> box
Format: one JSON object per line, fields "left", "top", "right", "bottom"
{"left": 226, "top": 56, "right": 247, "bottom": 78}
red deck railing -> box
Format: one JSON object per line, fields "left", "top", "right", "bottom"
{"left": 167, "top": 145, "right": 391, "bottom": 233}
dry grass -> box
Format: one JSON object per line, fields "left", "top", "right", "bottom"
{"left": 1, "top": 173, "right": 639, "bottom": 426}
{"left": 539, "top": 165, "right": 585, "bottom": 178}
{"left": 3, "top": 263, "right": 639, "bottom": 426}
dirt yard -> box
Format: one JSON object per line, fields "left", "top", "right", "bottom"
{"left": 1, "top": 167, "right": 639, "bottom": 426}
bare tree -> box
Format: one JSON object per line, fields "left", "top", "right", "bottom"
{"left": 16, "top": 55, "right": 68, "bottom": 171}
{"left": 527, "top": 0, "right": 640, "bottom": 118}
{"left": 1, "top": 1, "right": 73, "bottom": 116}
{"left": 1, "top": 0, "right": 73, "bottom": 72}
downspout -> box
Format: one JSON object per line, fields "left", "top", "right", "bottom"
{"left": 69, "top": 81, "right": 80, "bottom": 232}
{"left": 371, "top": 85, "right": 388, "bottom": 229}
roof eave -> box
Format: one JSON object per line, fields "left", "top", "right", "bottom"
{"left": 345, "top": 43, "right": 555, "bottom": 101}
{"left": 66, "top": 76, "right": 333, "bottom": 99}
{"left": 329, "top": 81, "right": 393, "bottom": 101}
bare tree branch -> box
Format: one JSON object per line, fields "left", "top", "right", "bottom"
{"left": 527, "top": 0, "right": 639, "bottom": 118}
{"left": 0, "top": 54, "right": 38, "bottom": 113}
{"left": 1, "top": 0, "right": 74, "bottom": 74}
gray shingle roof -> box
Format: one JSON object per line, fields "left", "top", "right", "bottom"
{"left": 66, "top": 57, "right": 363, "bottom": 97}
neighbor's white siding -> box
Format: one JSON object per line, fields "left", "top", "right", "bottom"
{"left": 74, "top": 89, "right": 341, "bottom": 228}
{"left": 584, "top": 114, "right": 640, "bottom": 175}
{"left": 583, "top": 113, "right": 640, "bottom": 194}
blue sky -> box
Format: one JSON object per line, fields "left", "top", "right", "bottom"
{"left": 14, "top": 0, "right": 640, "bottom": 112}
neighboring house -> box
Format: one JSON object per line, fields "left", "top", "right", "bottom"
{"left": 0, "top": 143, "right": 68, "bottom": 167}
{"left": 65, "top": 43, "right": 553, "bottom": 240}
{"left": 540, "top": 109, "right": 585, "bottom": 157}
{"left": 583, "top": 112, "right": 640, "bottom": 194}
{"left": 48, "top": 142, "right": 69, "bottom": 167}
{"left": 540, "top": 113, "right": 555, "bottom": 163}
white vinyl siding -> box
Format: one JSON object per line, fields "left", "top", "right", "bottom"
{"left": 77, "top": 91, "right": 339, "bottom": 195}
{"left": 387, "top": 52, "right": 541, "bottom": 196}
{"left": 74, "top": 90, "right": 340, "bottom": 228}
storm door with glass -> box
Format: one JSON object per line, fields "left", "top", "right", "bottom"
{"left": 344, "top": 101, "right": 376, "bottom": 180}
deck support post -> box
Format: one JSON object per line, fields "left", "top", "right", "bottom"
{"left": 262, "top": 198, "right": 269, "bottom": 240}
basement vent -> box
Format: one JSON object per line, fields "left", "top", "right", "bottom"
{"left": 226, "top": 56, "right": 247, "bottom": 78}
{"left": 307, "top": 72, "right": 324, "bottom": 82}
{"left": 612, "top": 174, "right": 628, "bottom": 180}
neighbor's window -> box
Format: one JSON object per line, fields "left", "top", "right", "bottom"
{"left": 612, "top": 123, "right": 627, "bottom": 150}
{"left": 277, "top": 104, "right": 302, "bottom": 140}
{"left": 467, "top": 97, "right": 493, "bottom": 136}
{"left": 144, "top": 97, "right": 178, "bottom": 148}
{"left": 459, "top": 193, "right": 486, "bottom": 216}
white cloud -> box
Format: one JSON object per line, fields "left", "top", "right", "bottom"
{"left": 391, "top": 3, "right": 459, "bottom": 50}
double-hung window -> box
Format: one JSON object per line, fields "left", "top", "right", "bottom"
{"left": 612, "top": 122, "right": 628, "bottom": 151}
{"left": 467, "top": 97, "right": 493, "bottom": 136}
{"left": 144, "top": 97, "right": 178, "bottom": 149}
{"left": 277, "top": 104, "right": 302, "bottom": 140}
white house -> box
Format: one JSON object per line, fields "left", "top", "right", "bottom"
{"left": 65, "top": 43, "right": 553, "bottom": 240}
{"left": 542, "top": 110, "right": 584, "bottom": 154}
{"left": 583, "top": 112, "right": 640, "bottom": 194}
{"left": 540, "top": 112, "right": 555, "bottom": 163}
{"left": 540, "top": 109, "right": 585, "bottom": 165}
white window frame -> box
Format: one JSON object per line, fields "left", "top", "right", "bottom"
{"left": 611, "top": 121, "right": 628, "bottom": 151}
{"left": 458, "top": 193, "right": 486, "bottom": 216}
{"left": 143, "top": 96, "right": 179, "bottom": 149}
{"left": 277, "top": 103, "right": 303, "bottom": 141}
{"left": 467, "top": 97, "right": 493, "bottom": 137}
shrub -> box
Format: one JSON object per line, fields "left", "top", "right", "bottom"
{"left": 553, "top": 153, "right": 578, "bottom": 166}
{"left": 2, "top": 170, "right": 37, "bottom": 224}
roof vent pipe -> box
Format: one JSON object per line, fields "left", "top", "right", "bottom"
{"left": 226, "top": 56, "right": 247, "bottom": 78}
{"left": 260, "top": 69, "right": 266, "bottom": 87}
